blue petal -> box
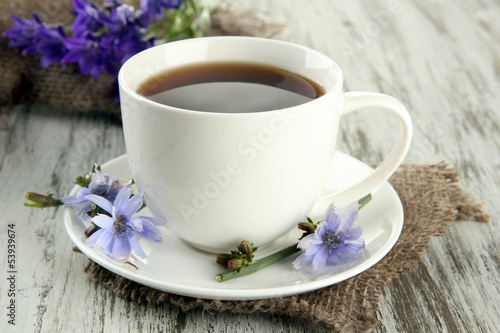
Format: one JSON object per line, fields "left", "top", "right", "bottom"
{"left": 136, "top": 221, "right": 163, "bottom": 243}
{"left": 121, "top": 191, "right": 144, "bottom": 218}
{"left": 85, "top": 194, "right": 113, "bottom": 214}
{"left": 61, "top": 195, "right": 87, "bottom": 206}
{"left": 84, "top": 228, "right": 106, "bottom": 248}
{"left": 312, "top": 247, "right": 328, "bottom": 270}
{"left": 345, "top": 226, "right": 363, "bottom": 241}
{"left": 128, "top": 233, "right": 147, "bottom": 259}
{"left": 95, "top": 229, "right": 114, "bottom": 249}
{"left": 336, "top": 240, "right": 365, "bottom": 262}
{"left": 305, "top": 243, "right": 323, "bottom": 256}
{"left": 127, "top": 217, "right": 144, "bottom": 232}
{"left": 113, "top": 187, "right": 132, "bottom": 216}
{"left": 85, "top": 228, "right": 114, "bottom": 250}
{"left": 297, "top": 233, "right": 321, "bottom": 250}
{"left": 293, "top": 252, "right": 314, "bottom": 269}
{"left": 91, "top": 214, "right": 115, "bottom": 230}
{"left": 324, "top": 202, "right": 341, "bottom": 229}
{"left": 110, "top": 234, "right": 131, "bottom": 261}
{"left": 139, "top": 216, "right": 166, "bottom": 226}
{"left": 326, "top": 253, "right": 341, "bottom": 265}
{"left": 336, "top": 202, "right": 359, "bottom": 238}
{"left": 315, "top": 221, "right": 328, "bottom": 238}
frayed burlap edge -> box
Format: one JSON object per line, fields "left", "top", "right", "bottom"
{"left": 79, "top": 162, "right": 488, "bottom": 332}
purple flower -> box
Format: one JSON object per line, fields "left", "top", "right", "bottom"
{"left": 85, "top": 187, "right": 165, "bottom": 261}
{"left": 100, "top": 3, "right": 154, "bottom": 66}
{"left": 62, "top": 34, "right": 109, "bottom": 78}
{"left": 61, "top": 166, "right": 129, "bottom": 218}
{"left": 34, "top": 25, "right": 68, "bottom": 68}
{"left": 293, "top": 201, "right": 365, "bottom": 271}
{"left": 4, "top": 12, "right": 68, "bottom": 68}
{"left": 3, "top": 13, "right": 45, "bottom": 53}
{"left": 71, "top": 0, "right": 105, "bottom": 36}
{"left": 138, "top": 0, "right": 183, "bottom": 25}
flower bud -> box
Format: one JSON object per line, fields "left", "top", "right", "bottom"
{"left": 228, "top": 258, "right": 246, "bottom": 271}
{"left": 216, "top": 253, "right": 231, "bottom": 267}
{"left": 298, "top": 221, "right": 317, "bottom": 233}
{"left": 238, "top": 240, "right": 254, "bottom": 256}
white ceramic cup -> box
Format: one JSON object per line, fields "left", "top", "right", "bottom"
{"left": 118, "top": 36, "right": 412, "bottom": 253}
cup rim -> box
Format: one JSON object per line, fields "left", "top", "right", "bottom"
{"left": 118, "top": 36, "right": 344, "bottom": 116}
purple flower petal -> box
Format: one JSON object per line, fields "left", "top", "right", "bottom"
{"left": 293, "top": 252, "right": 314, "bottom": 269}
{"left": 127, "top": 217, "right": 144, "bottom": 232}
{"left": 324, "top": 202, "right": 341, "bottom": 230}
{"left": 85, "top": 194, "right": 113, "bottom": 214}
{"left": 111, "top": 234, "right": 132, "bottom": 261}
{"left": 295, "top": 199, "right": 365, "bottom": 271}
{"left": 120, "top": 191, "right": 144, "bottom": 218}
{"left": 312, "top": 247, "right": 328, "bottom": 270}
{"left": 85, "top": 228, "right": 106, "bottom": 248}
{"left": 344, "top": 226, "right": 363, "bottom": 241}
{"left": 336, "top": 240, "right": 365, "bottom": 263}
{"left": 61, "top": 195, "right": 87, "bottom": 206}
{"left": 91, "top": 214, "right": 115, "bottom": 230}
{"left": 85, "top": 228, "right": 114, "bottom": 250}
{"left": 136, "top": 221, "right": 163, "bottom": 243}
{"left": 113, "top": 187, "right": 133, "bottom": 215}
{"left": 335, "top": 202, "right": 359, "bottom": 238}
{"left": 139, "top": 216, "right": 166, "bottom": 226}
{"left": 128, "top": 233, "right": 147, "bottom": 259}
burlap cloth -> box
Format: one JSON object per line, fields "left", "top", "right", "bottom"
{"left": 79, "top": 162, "right": 489, "bottom": 332}
{"left": 0, "top": 0, "right": 284, "bottom": 120}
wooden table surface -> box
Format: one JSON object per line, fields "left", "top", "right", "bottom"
{"left": 1, "top": 0, "right": 499, "bottom": 332}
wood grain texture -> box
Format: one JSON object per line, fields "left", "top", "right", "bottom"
{"left": 1, "top": 0, "right": 499, "bottom": 332}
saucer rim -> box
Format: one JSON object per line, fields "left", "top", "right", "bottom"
{"left": 64, "top": 152, "right": 403, "bottom": 300}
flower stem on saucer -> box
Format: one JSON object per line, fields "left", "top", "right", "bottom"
{"left": 215, "top": 244, "right": 300, "bottom": 282}
{"left": 215, "top": 194, "right": 372, "bottom": 282}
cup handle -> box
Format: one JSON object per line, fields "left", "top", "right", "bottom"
{"left": 309, "top": 92, "right": 413, "bottom": 217}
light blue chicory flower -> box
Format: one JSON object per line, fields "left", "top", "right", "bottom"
{"left": 293, "top": 201, "right": 365, "bottom": 271}
{"left": 85, "top": 186, "right": 165, "bottom": 261}
{"left": 61, "top": 166, "right": 129, "bottom": 219}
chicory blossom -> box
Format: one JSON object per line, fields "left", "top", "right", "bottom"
{"left": 140, "top": 0, "right": 183, "bottom": 21}
{"left": 85, "top": 187, "right": 165, "bottom": 261}
{"left": 293, "top": 201, "right": 365, "bottom": 271}
{"left": 3, "top": 13, "right": 45, "bottom": 53}
{"left": 71, "top": 0, "right": 105, "bottom": 36}
{"left": 61, "top": 166, "right": 129, "bottom": 218}
{"left": 34, "top": 26, "right": 68, "bottom": 67}
{"left": 62, "top": 34, "right": 108, "bottom": 79}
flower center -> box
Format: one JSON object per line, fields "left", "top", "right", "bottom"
{"left": 114, "top": 215, "right": 128, "bottom": 234}
{"left": 322, "top": 230, "right": 341, "bottom": 251}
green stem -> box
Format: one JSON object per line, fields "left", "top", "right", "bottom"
{"left": 358, "top": 193, "right": 372, "bottom": 210}
{"left": 215, "top": 193, "right": 373, "bottom": 282}
{"left": 215, "top": 244, "right": 300, "bottom": 282}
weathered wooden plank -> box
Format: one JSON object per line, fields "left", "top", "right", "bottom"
{"left": 1, "top": 0, "right": 499, "bottom": 332}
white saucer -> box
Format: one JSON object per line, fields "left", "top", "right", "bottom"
{"left": 64, "top": 152, "right": 403, "bottom": 300}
